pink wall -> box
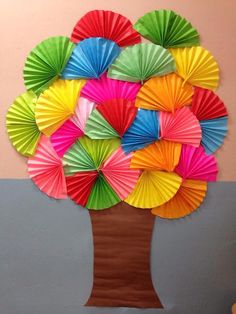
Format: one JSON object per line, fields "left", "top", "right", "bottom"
{"left": 0, "top": 0, "right": 235, "bottom": 180}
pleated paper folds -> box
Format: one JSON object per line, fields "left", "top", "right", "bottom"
{"left": 71, "top": 10, "right": 141, "bottom": 47}
{"left": 62, "top": 37, "right": 121, "bottom": 79}
{"left": 131, "top": 140, "right": 182, "bottom": 172}
{"left": 6, "top": 8, "right": 228, "bottom": 218}
{"left": 6, "top": 91, "right": 41, "bottom": 156}
{"left": 159, "top": 107, "right": 202, "bottom": 146}
{"left": 24, "top": 36, "right": 75, "bottom": 95}
{"left": 191, "top": 87, "right": 228, "bottom": 120}
{"left": 134, "top": 10, "right": 200, "bottom": 48}
{"left": 175, "top": 144, "right": 218, "bottom": 181}
{"left": 81, "top": 73, "right": 141, "bottom": 103}
{"left": 200, "top": 117, "right": 228, "bottom": 154}
{"left": 101, "top": 148, "right": 140, "bottom": 199}
{"left": 28, "top": 136, "right": 67, "bottom": 199}
{"left": 63, "top": 137, "right": 139, "bottom": 209}
{"left": 35, "top": 79, "right": 85, "bottom": 136}
{"left": 125, "top": 170, "right": 182, "bottom": 208}
{"left": 135, "top": 73, "right": 193, "bottom": 112}
{"left": 152, "top": 179, "right": 207, "bottom": 219}
{"left": 170, "top": 47, "right": 219, "bottom": 90}
{"left": 122, "top": 109, "right": 160, "bottom": 153}
{"left": 108, "top": 43, "right": 175, "bottom": 83}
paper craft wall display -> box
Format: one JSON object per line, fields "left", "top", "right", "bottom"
{"left": 6, "top": 9, "right": 228, "bottom": 308}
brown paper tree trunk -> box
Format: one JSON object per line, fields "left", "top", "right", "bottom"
{"left": 86, "top": 201, "right": 163, "bottom": 308}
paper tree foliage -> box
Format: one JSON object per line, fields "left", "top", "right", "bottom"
{"left": 6, "top": 9, "right": 228, "bottom": 218}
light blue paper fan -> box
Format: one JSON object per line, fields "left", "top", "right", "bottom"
{"left": 200, "top": 117, "right": 228, "bottom": 154}
{"left": 121, "top": 109, "right": 160, "bottom": 153}
{"left": 61, "top": 37, "right": 121, "bottom": 79}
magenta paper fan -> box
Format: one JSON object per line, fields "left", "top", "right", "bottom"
{"left": 81, "top": 72, "right": 141, "bottom": 103}
{"left": 28, "top": 135, "right": 67, "bottom": 199}
{"left": 175, "top": 144, "right": 218, "bottom": 181}
{"left": 50, "top": 97, "right": 95, "bottom": 157}
{"left": 101, "top": 147, "right": 140, "bottom": 199}
{"left": 51, "top": 120, "right": 84, "bottom": 157}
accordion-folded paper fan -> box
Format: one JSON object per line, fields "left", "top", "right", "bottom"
{"left": 85, "top": 109, "right": 119, "bottom": 139}
{"left": 175, "top": 144, "right": 218, "bottom": 181}
{"left": 70, "top": 97, "right": 95, "bottom": 132}
{"left": 28, "top": 136, "right": 67, "bottom": 199}
{"left": 97, "top": 99, "right": 138, "bottom": 136}
{"left": 63, "top": 139, "right": 96, "bottom": 174}
{"left": 5, "top": 7, "right": 230, "bottom": 310}
{"left": 6, "top": 9, "right": 229, "bottom": 217}
{"left": 169, "top": 47, "right": 219, "bottom": 90}
{"left": 191, "top": 87, "right": 228, "bottom": 120}
{"left": 131, "top": 140, "right": 181, "bottom": 172}
{"left": 152, "top": 179, "right": 207, "bottom": 219}
{"left": 66, "top": 171, "right": 98, "bottom": 207}
{"left": 50, "top": 120, "right": 84, "bottom": 157}
{"left": 121, "top": 109, "right": 160, "bottom": 153}
{"left": 134, "top": 10, "right": 200, "bottom": 48}
{"left": 86, "top": 174, "right": 121, "bottom": 210}
{"left": 51, "top": 97, "right": 95, "bottom": 157}
{"left": 23, "top": 36, "right": 75, "bottom": 96}
{"left": 125, "top": 170, "right": 182, "bottom": 208}
{"left": 62, "top": 37, "right": 120, "bottom": 79}
{"left": 81, "top": 73, "right": 141, "bottom": 104}
{"left": 67, "top": 171, "right": 121, "bottom": 209}
{"left": 78, "top": 137, "right": 120, "bottom": 169}
{"left": 6, "top": 91, "right": 41, "bottom": 157}
{"left": 135, "top": 73, "right": 193, "bottom": 112}
{"left": 63, "top": 137, "right": 120, "bottom": 175}
{"left": 35, "top": 79, "right": 86, "bottom": 136}
{"left": 160, "top": 107, "right": 202, "bottom": 146}
{"left": 65, "top": 145, "right": 138, "bottom": 209}
{"left": 108, "top": 43, "right": 175, "bottom": 83}
{"left": 200, "top": 117, "right": 228, "bottom": 154}
{"left": 102, "top": 147, "right": 140, "bottom": 199}
{"left": 71, "top": 10, "right": 141, "bottom": 47}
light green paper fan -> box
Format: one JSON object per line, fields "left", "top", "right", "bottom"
{"left": 85, "top": 109, "right": 119, "bottom": 139}
{"left": 86, "top": 174, "right": 120, "bottom": 210}
{"left": 6, "top": 91, "right": 41, "bottom": 156}
{"left": 63, "top": 139, "right": 96, "bottom": 175}
{"left": 134, "top": 10, "right": 200, "bottom": 48}
{"left": 23, "top": 36, "right": 75, "bottom": 96}
{"left": 79, "top": 136, "right": 120, "bottom": 168}
{"left": 108, "top": 43, "right": 175, "bottom": 83}
{"left": 63, "top": 136, "right": 120, "bottom": 175}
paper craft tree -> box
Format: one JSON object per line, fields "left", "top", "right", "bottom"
{"left": 6, "top": 9, "right": 228, "bottom": 308}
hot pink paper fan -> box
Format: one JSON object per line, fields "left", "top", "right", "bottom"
{"left": 191, "top": 87, "right": 228, "bottom": 121}
{"left": 175, "top": 144, "right": 218, "bottom": 181}
{"left": 51, "top": 97, "right": 95, "bottom": 157}
{"left": 160, "top": 107, "right": 202, "bottom": 146}
{"left": 81, "top": 73, "right": 141, "bottom": 104}
{"left": 51, "top": 120, "right": 84, "bottom": 157}
{"left": 101, "top": 147, "right": 140, "bottom": 199}
{"left": 28, "top": 135, "right": 67, "bottom": 199}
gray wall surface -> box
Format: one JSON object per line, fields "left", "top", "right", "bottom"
{"left": 0, "top": 180, "right": 235, "bottom": 314}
